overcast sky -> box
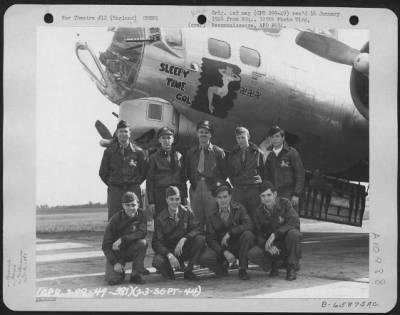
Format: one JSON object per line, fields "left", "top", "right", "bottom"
{"left": 36, "top": 27, "right": 368, "bottom": 206}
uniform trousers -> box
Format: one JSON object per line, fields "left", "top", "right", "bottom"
{"left": 248, "top": 229, "right": 302, "bottom": 270}
{"left": 107, "top": 184, "right": 142, "bottom": 220}
{"left": 105, "top": 239, "right": 148, "bottom": 285}
{"left": 232, "top": 184, "right": 261, "bottom": 220}
{"left": 190, "top": 179, "right": 215, "bottom": 231}
{"left": 152, "top": 235, "right": 206, "bottom": 274}
{"left": 200, "top": 230, "right": 255, "bottom": 275}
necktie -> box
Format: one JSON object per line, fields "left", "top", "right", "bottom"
{"left": 241, "top": 149, "right": 246, "bottom": 166}
{"left": 220, "top": 209, "right": 229, "bottom": 223}
{"left": 198, "top": 148, "right": 205, "bottom": 174}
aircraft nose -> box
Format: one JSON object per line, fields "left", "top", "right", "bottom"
{"left": 98, "top": 27, "right": 146, "bottom": 101}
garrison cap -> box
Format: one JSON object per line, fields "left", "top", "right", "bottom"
{"left": 268, "top": 125, "right": 284, "bottom": 137}
{"left": 197, "top": 120, "right": 214, "bottom": 133}
{"left": 165, "top": 186, "right": 180, "bottom": 198}
{"left": 117, "top": 120, "right": 129, "bottom": 129}
{"left": 235, "top": 126, "right": 250, "bottom": 136}
{"left": 121, "top": 191, "right": 139, "bottom": 203}
{"left": 259, "top": 181, "right": 277, "bottom": 194}
{"left": 211, "top": 180, "right": 233, "bottom": 197}
{"left": 157, "top": 127, "right": 175, "bottom": 138}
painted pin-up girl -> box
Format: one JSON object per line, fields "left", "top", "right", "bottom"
{"left": 207, "top": 66, "right": 241, "bottom": 114}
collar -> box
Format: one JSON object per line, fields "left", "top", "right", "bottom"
{"left": 197, "top": 142, "right": 213, "bottom": 152}
{"left": 113, "top": 142, "right": 135, "bottom": 153}
{"left": 267, "top": 141, "right": 290, "bottom": 152}
{"left": 159, "top": 148, "right": 173, "bottom": 157}
{"left": 231, "top": 142, "right": 259, "bottom": 154}
{"left": 160, "top": 205, "right": 184, "bottom": 221}
{"left": 218, "top": 205, "right": 231, "bottom": 215}
{"left": 121, "top": 209, "right": 140, "bottom": 221}
{"left": 273, "top": 145, "right": 283, "bottom": 156}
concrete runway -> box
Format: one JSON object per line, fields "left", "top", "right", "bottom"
{"left": 36, "top": 211, "right": 369, "bottom": 299}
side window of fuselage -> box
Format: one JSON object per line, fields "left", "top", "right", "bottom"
{"left": 208, "top": 38, "right": 231, "bottom": 59}
{"left": 240, "top": 46, "right": 261, "bottom": 67}
{"left": 147, "top": 103, "right": 163, "bottom": 121}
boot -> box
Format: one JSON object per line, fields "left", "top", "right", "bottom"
{"left": 238, "top": 268, "right": 250, "bottom": 280}
{"left": 269, "top": 261, "right": 279, "bottom": 277}
{"left": 286, "top": 265, "right": 297, "bottom": 281}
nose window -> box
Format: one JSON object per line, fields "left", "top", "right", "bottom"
{"left": 147, "top": 103, "right": 163, "bottom": 121}
{"left": 163, "top": 29, "right": 183, "bottom": 48}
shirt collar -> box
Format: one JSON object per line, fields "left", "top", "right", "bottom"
{"left": 159, "top": 148, "right": 173, "bottom": 156}
{"left": 118, "top": 142, "right": 134, "bottom": 152}
{"left": 198, "top": 142, "right": 213, "bottom": 151}
{"left": 218, "top": 205, "right": 231, "bottom": 215}
{"left": 273, "top": 145, "right": 283, "bottom": 156}
{"left": 167, "top": 207, "right": 180, "bottom": 220}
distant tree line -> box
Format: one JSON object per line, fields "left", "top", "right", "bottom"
{"left": 36, "top": 201, "right": 107, "bottom": 210}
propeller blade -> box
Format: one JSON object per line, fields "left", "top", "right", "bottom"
{"left": 95, "top": 120, "right": 113, "bottom": 139}
{"left": 296, "top": 31, "right": 360, "bottom": 66}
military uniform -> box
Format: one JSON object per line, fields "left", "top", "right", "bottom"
{"left": 186, "top": 142, "right": 226, "bottom": 229}
{"left": 263, "top": 142, "right": 305, "bottom": 199}
{"left": 227, "top": 142, "right": 264, "bottom": 220}
{"left": 102, "top": 208, "right": 148, "bottom": 285}
{"left": 146, "top": 148, "right": 188, "bottom": 218}
{"left": 200, "top": 200, "right": 255, "bottom": 276}
{"left": 152, "top": 205, "right": 206, "bottom": 277}
{"left": 99, "top": 142, "right": 148, "bottom": 219}
{"left": 248, "top": 197, "right": 302, "bottom": 276}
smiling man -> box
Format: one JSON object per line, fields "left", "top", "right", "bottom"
{"left": 227, "top": 126, "right": 264, "bottom": 220}
{"left": 248, "top": 181, "right": 302, "bottom": 281}
{"left": 99, "top": 120, "right": 148, "bottom": 219}
{"left": 152, "top": 186, "right": 206, "bottom": 281}
{"left": 263, "top": 125, "right": 305, "bottom": 208}
{"left": 102, "top": 191, "right": 149, "bottom": 285}
{"left": 147, "top": 127, "right": 188, "bottom": 219}
{"left": 200, "top": 181, "right": 255, "bottom": 280}
{"left": 186, "top": 120, "right": 226, "bottom": 231}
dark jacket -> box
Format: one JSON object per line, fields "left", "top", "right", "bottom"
{"left": 152, "top": 205, "right": 201, "bottom": 256}
{"left": 186, "top": 143, "right": 226, "bottom": 190}
{"left": 146, "top": 148, "right": 187, "bottom": 204}
{"left": 102, "top": 209, "right": 147, "bottom": 265}
{"left": 227, "top": 142, "right": 264, "bottom": 186}
{"left": 99, "top": 142, "right": 148, "bottom": 186}
{"left": 254, "top": 197, "right": 300, "bottom": 247}
{"left": 206, "top": 201, "right": 253, "bottom": 254}
{"left": 263, "top": 142, "right": 305, "bottom": 197}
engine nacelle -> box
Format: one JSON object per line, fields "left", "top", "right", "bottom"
{"left": 350, "top": 42, "right": 369, "bottom": 120}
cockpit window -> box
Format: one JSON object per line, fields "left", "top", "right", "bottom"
{"left": 163, "top": 29, "right": 183, "bottom": 48}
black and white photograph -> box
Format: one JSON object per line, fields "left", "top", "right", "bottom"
{"left": 3, "top": 5, "right": 397, "bottom": 312}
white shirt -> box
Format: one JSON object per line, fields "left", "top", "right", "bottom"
{"left": 272, "top": 145, "right": 283, "bottom": 156}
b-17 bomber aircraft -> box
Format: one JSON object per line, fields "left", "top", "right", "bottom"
{"left": 76, "top": 26, "right": 369, "bottom": 226}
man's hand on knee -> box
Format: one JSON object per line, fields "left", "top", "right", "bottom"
{"left": 113, "top": 262, "right": 125, "bottom": 273}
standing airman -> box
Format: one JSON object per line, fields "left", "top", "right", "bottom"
{"left": 186, "top": 120, "right": 226, "bottom": 230}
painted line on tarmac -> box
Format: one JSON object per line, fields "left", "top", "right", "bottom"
{"left": 36, "top": 239, "right": 57, "bottom": 243}
{"left": 37, "top": 251, "right": 104, "bottom": 263}
{"left": 37, "top": 242, "right": 90, "bottom": 251}
{"left": 303, "top": 234, "right": 367, "bottom": 242}
{"left": 36, "top": 265, "right": 258, "bottom": 282}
